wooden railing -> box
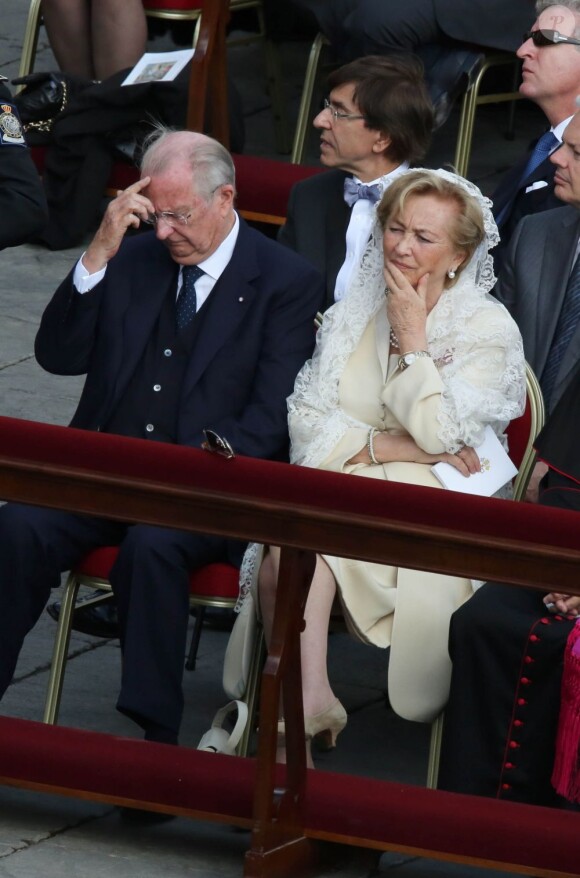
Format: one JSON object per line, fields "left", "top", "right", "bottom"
{"left": 0, "top": 415, "right": 578, "bottom": 878}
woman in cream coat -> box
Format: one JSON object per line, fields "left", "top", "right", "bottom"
{"left": 255, "top": 168, "right": 526, "bottom": 760}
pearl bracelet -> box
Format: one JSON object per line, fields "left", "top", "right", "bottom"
{"left": 367, "top": 427, "right": 379, "bottom": 465}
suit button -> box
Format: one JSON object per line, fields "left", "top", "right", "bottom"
{"left": 153, "top": 384, "right": 161, "bottom": 391}
{"left": 164, "top": 349, "right": 172, "bottom": 357}
{"left": 146, "top": 424, "right": 154, "bottom": 433}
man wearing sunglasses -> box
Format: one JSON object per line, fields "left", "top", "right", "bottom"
{"left": 492, "top": 1, "right": 580, "bottom": 262}
{"left": 279, "top": 55, "right": 433, "bottom": 309}
{"left": 0, "top": 129, "right": 324, "bottom": 762}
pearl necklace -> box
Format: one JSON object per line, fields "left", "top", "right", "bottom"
{"left": 389, "top": 328, "right": 400, "bottom": 349}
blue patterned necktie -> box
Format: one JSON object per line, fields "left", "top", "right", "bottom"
{"left": 519, "top": 130, "right": 559, "bottom": 184}
{"left": 343, "top": 178, "right": 381, "bottom": 207}
{"left": 541, "top": 253, "right": 580, "bottom": 409}
{"left": 176, "top": 265, "right": 204, "bottom": 330}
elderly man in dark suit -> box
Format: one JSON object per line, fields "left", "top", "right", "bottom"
{"left": 0, "top": 129, "right": 323, "bottom": 746}
{"left": 0, "top": 76, "right": 47, "bottom": 250}
{"left": 494, "top": 110, "right": 580, "bottom": 416}
{"left": 492, "top": 1, "right": 580, "bottom": 262}
{"left": 279, "top": 55, "right": 433, "bottom": 309}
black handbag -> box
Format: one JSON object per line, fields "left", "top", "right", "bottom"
{"left": 11, "top": 72, "right": 93, "bottom": 138}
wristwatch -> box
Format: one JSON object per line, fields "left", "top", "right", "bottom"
{"left": 398, "top": 350, "right": 431, "bottom": 371}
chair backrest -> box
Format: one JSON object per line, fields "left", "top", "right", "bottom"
{"left": 185, "top": 0, "right": 230, "bottom": 143}
{"left": 508, "top": 361, "right": 545, "bottom": 502}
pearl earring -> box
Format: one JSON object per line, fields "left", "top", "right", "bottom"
{"left": 447, "top": 268, "right": 456, "bottom": 279}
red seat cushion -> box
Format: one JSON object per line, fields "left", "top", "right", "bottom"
{"left": 505, "top": 395, "right": 531, "bottom": 470}
{"left": 75, "top": 548, "right": 239, "bottom": 599}
{"left": 30, "top": 147, "right": 324, "bottom": 223}
{"left": 232, "top": 154, "right": 324, "bottom": 219}
{"left": 142, "top": 0, "right": 203, "bottom": 10}
{"left": 108, "top": 154, "right": 324, "bottom": 219}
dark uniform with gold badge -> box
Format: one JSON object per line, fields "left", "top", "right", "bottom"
{"left": 0, "top": 76, "right": 48, "bottom": 250}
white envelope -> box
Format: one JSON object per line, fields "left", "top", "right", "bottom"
{"left": 431, "top": 426, "right": 518, "bottom": 497}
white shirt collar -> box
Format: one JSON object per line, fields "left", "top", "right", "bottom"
{"left": 553, "top": 116, "right": 573, "bottom": 143}
{"left": 191, "top": 210, "right": 240, "bottom": 282}
{"left": 352, "top": 161, "right": 411, "bottom": 192}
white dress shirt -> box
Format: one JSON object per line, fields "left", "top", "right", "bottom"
{"left": 334, "top": 162, "right": 410, "bottom": 303}
{"left": 73, "top": 212, "right": 240, "bottom": 311}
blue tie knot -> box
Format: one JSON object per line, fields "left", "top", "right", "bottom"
{"left": 343, "top": 178, "right": 382, "bottom": 207}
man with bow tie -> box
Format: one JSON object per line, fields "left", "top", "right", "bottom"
{"left": 492, "top": 1, "right": 580, "bottom": 266}
{"left": 0, "top": 129, "right": 323, "bottom": 753}
{"left": 279, "top": 55, "right": 433, "bottom": 309}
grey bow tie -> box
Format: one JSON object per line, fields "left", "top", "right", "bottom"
{"left": 343, "top": 178, "right": 381, "bottom": 207}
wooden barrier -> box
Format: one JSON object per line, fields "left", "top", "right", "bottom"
{"left": 0, "top": 415, "right": 578, "bottom": 877}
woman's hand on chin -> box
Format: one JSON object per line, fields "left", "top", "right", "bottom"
{"left": 384, "top": 262, "right": 429, "bottom": 350}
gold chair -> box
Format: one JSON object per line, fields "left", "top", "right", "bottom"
{"left": 18, "top": 0, "right": 290, "bottom": 152}
{"left": 43, "top": 547, "right": 241, "bottom": 726}
{"left": 453, "top": 51, "right": 523, "bottom": 178}
{"left": 427, "top": 361, "right": 546, "bottom": 788}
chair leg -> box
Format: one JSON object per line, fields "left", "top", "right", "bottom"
{"left": 290, "top": 32, "right": 328, "bottom": 164}
{"left": 453, "top": 72, "right": 480, "bottom": 177}
{"left": 43, "top": 571, "right": 82, "bottom": 724}
{"left": 185, "top": 605, "right": 206, "bottom": 671}
{"left": 18, "top": 0, "right": 43, "bottom": 80}
{"left": 426, "top": 712, "right": 444, "bottom": 789}
{"left": 237, "top": 619, "right": 266, "bottom": 756}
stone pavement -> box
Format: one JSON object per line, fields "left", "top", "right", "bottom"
{"left": 0, "top": 2, "right": 548, "bottom": 876}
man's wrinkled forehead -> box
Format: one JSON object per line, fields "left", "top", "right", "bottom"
{"left": 537, "top": 5, "right": 579, "bottom": 35}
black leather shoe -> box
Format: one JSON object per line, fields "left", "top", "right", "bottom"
{"left": 46, "top": 589, "right": 120, "bottom": 638}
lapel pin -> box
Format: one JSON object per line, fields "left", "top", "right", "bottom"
{"left": 238, "top": 297, "right": 244, "bottom": 302}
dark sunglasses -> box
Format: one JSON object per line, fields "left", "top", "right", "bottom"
{"left": 202, "top": 428, "right": 235, "bottom": 459}
{"left": 523, "top": 28, "right": 580, "bottom": 47}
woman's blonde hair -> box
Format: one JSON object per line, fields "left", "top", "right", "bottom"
{"left": 377, "top": 169, "right": 485, "bottom": 285}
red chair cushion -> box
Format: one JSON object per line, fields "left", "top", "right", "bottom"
{"left": 108, "top": 154, "right": 325, "bottom": 219}
{"left": 142, "top": 0, "right": 203, "bottom": 10}
{"left": 74, "top": 547, "right": 239, "bottom": 599}
{"left": 30, "top": 147, "right": 324, "bottom": 222}
{"left": 232, "top": 154, "right": 324, "bottom": 218}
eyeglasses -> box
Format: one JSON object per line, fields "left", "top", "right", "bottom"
{"left": 142, "top": 210, "right": 193, "bottom": 228}
{"left": 523, "top": 28, "right": 580, "bottom": 47}
{"left": 202, "top": 428, "right": 235, "bottom": 459}
{"left": 322, "top": 97, "right": 365, "bottom": 122}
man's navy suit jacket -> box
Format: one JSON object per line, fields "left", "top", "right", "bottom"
{"left": 492, "top": 151, "right": 562, "bottom": 269}
{"left": 279, "top": 168, "right": 350, "bottom": 309}
{"left": 35, "top": 218, "right": 325, "bottom": 461}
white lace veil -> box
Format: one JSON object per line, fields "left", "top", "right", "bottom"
{"left": 288, "top": 167, "right": 525, "bottom": 468}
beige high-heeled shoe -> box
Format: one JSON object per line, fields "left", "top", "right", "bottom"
{"left": 304, "top": 699, "right": 347, "bottom": 750}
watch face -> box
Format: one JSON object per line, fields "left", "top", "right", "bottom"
{"left": 404, "top": 353, "right": 416, "bottom": 365}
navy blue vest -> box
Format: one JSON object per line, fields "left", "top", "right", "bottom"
{"left": 104, "top": 272, "right": 210, "bottom": 442}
